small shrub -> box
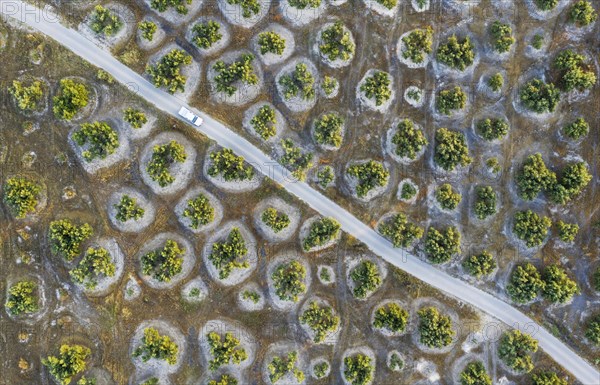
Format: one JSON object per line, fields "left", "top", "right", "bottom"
{"left": 72, "top": 121, "right": 119, "bottom": 162}
{"left": 49, "top": 219, "right": 93, "bottom": 262}
{"left": 242, "top": 290, "right": 260, "bottom": 303}
{"left": 562, "top": 117, "right": 589, "bottom": 139}
{"left": 268, "top": 351, "right": 305, "bottom": 383}
{"left": 487, "top": 73, "right": 504, "bottom": 92}
{"left": 213, "top": 54, "right": 259, "bottom": 96}
{"left": 279, "top": 63, "right": 316, "bottom": 101}
{"left": 474, "top": 186, "right": 497, "bottom": 220}
{"left": 287, "top": 0, "right": 321, "bottom": 6}
{"left": 391, "top": 119, "right": 428, "bottom": 160}
{"left": 569, "top": 1, "right": 597, "bottom": 27}
{"left": 280, "top": 139, "right": 314, "bottom": 181}
{"left": 319, "top": 267, "right": 331, "bottom": 282}
{"left": 434, "top": 127, "right": 471, "bottom": 171}
{"left": 138, "top": 21, "right": 157, "bottom": 41}
{"left": 314, "top": 113, "right": 343, "bottom": 148}
{"left": 463, "top": 251, "right": 496, "bottom": 278}
{"left": 208, "top": 148, "right": 255, "bottom": 182}
{"left": 42, "top": 345, "right": 91, "bottom": 385}
{"left": 373, "top": 303, "right": 408, "bottom": 333}
{"left": 319, "top": 21, "right": 355, "bottom": 62}
{"left": 90, "top": 5, "right": 122, "bottom": 36}
{"left": 534, "top": 0, "right": 558, "bottom": 11}
{"left": 435, "top": 184, "right": 461, "bottom": 210}
{"left": 360, "top": 71, "right": 392, "bottom": 106}
{"left": 208, "top": 375, "right": 237, "bottom": 385}
{"left": 97, "top": 69, "right": 114, "bottom": 85}
{"left": 436, "top": 86, "right": 467, "bottom": 116}
{"left": 389, "top": 352, "right": 404, "bottom": 371}
{"left": 258, "top": 31, "right": 286, "bottom": 55}
{"left": 313, "top": 361, "right": 329, "bottom": 378}
{"left": 146, "top": 49, "right": 192, "bottom": 94}
{"left": 70, "top": 247, "right": 116, "bottom": 289}
{"left": 460, "top": 361, "right": 492, "bottom": 385}
{"left": 556, "top": 220, "right": 578, "bottom": 242}
{"left": 227, "top": 0, "right": 260, "bottom": 18}
{"left": 322, "top": 76, "right": 338, "bottom": 96}
{"left": 507, "top": 263, "right": 544, "bottom": 303}
{"left": 299, "top": 301, "right": 340, "bottom": 343}
{"left": 378, "top": 213, "right": 423, "bottom": 248}
{"left": 250, "top": 105, "right": 277, "bottom": 140}
{"left": 585, "top": 314, "right": 600, "bottom": 345}
{"left": 350, "top": 260, "right": 382, "bottom": 299}
{"left": 347, "top": 160, "right": 389, "bottom": 198}
{"left": 150, "top": 0, "right": 192, "bottom": 14}
{"left": 262, "top": 207, "right": 290, "bottom": 233}
{"left": 207, "top": 332, "right": 248, "bottom": 370}
{"left": 53, "top": 78, "right": 89, "bottom": 120}
{"left": 513, "top": 210, "right": 551, "bottom": 247}
{"left": 531, "top": 34, "right": 544, "bottom": 49}
{"left": 542, "top": 264, "right": 579, "bottom": 303}
{"left": 406, "top": 88, "right": 422, "bottom": 102}
{"left": 519, "top": 78, "right": 560, "bottom": 113}
{"left": 123, "top": 108, "right": 148, "bottom": 129}
{"left": 401, "top": 26, "right": 433, "bottom": 64}
{"left": 498, "top": 330, "right": 538, "bottom": 373}
{"left": 141, "top": 239, "right": 185, "bottom": 282}
{"left": 343, "top": 354, "right": 374, "bottom": 385}
{"left": 146, "top": 140, "right": 187, "bottom": 187}
{"left": 192, "top": 21, "right": 222, "bottom": 49}
{"left": 3, "top": 176, "right": 41, "bottom": 218}
{"left": 486, "top": 157, "right": 501, "bottom": 174}
{"left": 400, "top": 182, "right": 417, "bottom": 200}
{"left": 317, "top": 166, "right": 334, "bottom": 188}
{"left": 6, "top": 280, "right": 39, "bottom": 315}
{"left": 133, "top": 327, "right": 178, "bottom": 365}
{"left": 424, "top": 226, "right": 461, "bottom": 264}
{"left": 489, "top": 21, "right": 514, "bottom": 53}
{"left": 477, "top": 117, "right": 509, "bottom": 141}
{"left": 9, "top": 79, "right": 44, "bottom": 111}
{"left": 209, "top": 228, "right": 250, "bottom": 279}
{"left": 417, "top": 307, "right": 455, "bottom": 348}
{"left": 436, "top": 35, "right": 474, "bottom": 71}
{"left": 183, "top": 194, "right": 214, "bottom": 229}
{"left": 302, "top": 217, "right": 340, "bottom": 251}
{"left": 531, "top": 372, "right": 568, "bottom": 385}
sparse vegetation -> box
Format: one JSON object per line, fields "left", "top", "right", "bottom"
{"left": 319, "top": 22, "right": 355, "bottom": 62}
{"left": 343, "top": 354, "right": 374, "bottom": 385}
{"left": 391, "top": 119, "right": 428, "bottom": 159}
{"left": 417, "top": 307, "right": 455, "bottom": 348}
{"left": 70, "top": 247, "right": 116, "bottom": 289}
{"left": 424, "top": 226, "right": 461, "bottom": 264}
{"left": 373, "top": 303, "right": 408, "bottom": 333}
{"left": 436, "top": 86, "right": 467, "bottom": 116}
{"left": 6, "top": 280, "right": 39, "bottom": 315}
{"left": 360, "top": 71, "right": 392, "bottom": 106}
{"left": 150, "top": 0, "right": 192, "bottom": 14}
{"left": 280, "top": 139, "right": 314, "bottom": 181}
{"left": 489, "top": 21, "right": 514, "bottom": 53}
{"left": 314, "top": 113, "right": 344, "bottom": 148}
{"left": 474, "top": 186, "right": 497, "bottom": 220}
{"left": 401, "top": 26, "right": 433, "bottom": 64}
{"left": 378, "top": 213, "right": 424, "bottom": 248}
{"left": 3, "top": 176, "right": 41, "bottom": 218}
{"left": 53, "top": 78, "right": 89, "bottom": 120}
{"left": 435, "top": 184, "right": 461, "bottom": 210}
{"left": 498, "top": 330, "right": 538, "bottom": 373}
{"left": 147, "top": 140, "right": 187, "bottom": 187}
{"left": 279, "top": 63, "right": 316, "bottom": 101}
{"left": 208, "top": 148, "right": 255, "bottom": 182}
{"left": 302, "top": 217, "right": 340, "bottom": 251}
{"left": 347, "top": 160, "right": 389, "bottom": 198}
{"left": 299, "top": 301, "right": 340, "bottom": 343}
{"left": 72, "top": 121, "right": 119, "bottom": 162}
{"left": 434, "top": 127, "right": 472, "bottom": 171}
{"left": 507, "top": 263, "right": 544, "bottom": 304}
{"left": 208, "top": 375, "right": 237, "bottom": 385}
{"left": 436, "top": 35, "right": 475, "bottom": 71}
{"left": 90, "top": 5, "right": 122, "bottom": 36}
{"left": 350, "top": 260, "right": 382, "bottom": 299}
{"left": 250, "top": 105, "right": 277, "bottom": 140}
{"left": 138, "top": 21, "right": 157, "bottom": 41}
{"left": 43, "top": 345, "right": 91, "bottom": 385}
{"left": 463, "top": 251, "right": 497, "bottom": 278}
{"left": 141, "top": 239, "right": 185, "bottom": 282}
{"left": 268, "top": 351, "right": 305, "bottom": 384}
{"left": 134, "top": 327, "right": 178, "bottom": 365}
{"left": 49, "top": 219, "right": 93, "bottom": 262}
{"left": 207, "top": 332, "right": 248, "bottom": 370}
{"left": 531, "top": 372, "right": 569, "bottom": 385}
{"left": 317, "top": 166, "right": 334, "bottom": 188}
{"left": 209, "top": 228, "right": 250, "bottom": 279}
{"left": 9, "top": 79, "right": 44, "bottom": 111}
{"left": 542, "top": 264, "right": 579, "bottom": 303}
{"left": 183, "top": 194, "right": 215, "bottom": 229}
{"left": 288, "top": 0, "right": 321, "bottom": 9}
{"left": 262, "top": 208, "right": 291, "bottom": 233}
{"left": 123, "top": 108, "right": 148, "bottom": 129}
{"left": 192, "top": 21, "right": 222, "bottom": 49}
{"left": 146, "top": 49, "right": 192, "bottom": 94}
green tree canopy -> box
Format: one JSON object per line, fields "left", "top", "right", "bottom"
{"left": 343, "top": 354, "right": 374, "bottom": 385}
{"left": 378, "top": 213, "right": 423, "bottom": 248}
{"left": 350, "top": 260, "right": 382, "bottom": 299}
{"left": 49, "top": 219, "right": 93, "bottom": 261}
{"left": 183, "top": 194, "right": 215, "bottom": 229}
{"left": 279, "top": 63, "right": 316, "bottom": 101}
{"left": 401, "top": 26, "right": 433, "bottom": 64}
{"left": 498, "top": 330, "right": 538, "bottom": 373}
{"left": 9, "top": 79, "right": 44, "bottom": 111}
{"left": 519, "top": 78, "right": 560, "bottom": 113}
{"left": 373, "top": 302, "right": 408, "bottom": 333}
{"left": 280, "top": 139, "right": 314, "bottom": 182}
{"left": 391, "top": 119, "right": 428, "bottom": 160}
{"left": 209, "top": 228, "right": 250, "bottom": 279}
{"left": 507, "top": 263, "right": 544, "bottom": 304}
{"left": 462, "top": 250, "right": 497, "bottom": 278}
{"left": 541, "top": 264, "right": 579, "bottom": 303}
{"left": 417, "top": 307, "right": 455, "bottom": 348}
{"left": 436, "top": 86, "right": 467, "bottom": 116}
{"left": 70, "top": 246, "right": 116, "bottom": 289}
{"left": 72, "top": 121, "right": 119, "bottom": 162}
{"left": 53, "top": 78, "right": 89, "bottom": 120}
{"left": 460, "top": 361, "right": 492, "bottom": 385}
{"left": 513, "top": 210, "right": 552, "bottom": 247}
{"left": 319, "top": 21, "right": 355, "bottom": 62}
{"left": 271, "top": 260, "right": 306, "bottom": 302}
{"left": 302, "top": 217, "right": 340, "bottom": 251}
{"left": 299, "top": 301, "right": 340, "bottom": 343}
{"left": 360, "top": 71, "right": 392, "bottom": 106}
{"left": 207, "top": 332, "right": 248, "bottom": 370}
{"left": 146, "top": 49, "right": 192, "bottom": 94}
{"left": 133, "top": 327, "right": 178, "bottom": 365}
{"left": 347, "top": 160, "right": 390, "bottom": 198}
{"left": 436, "top": 35, "right": 474, "bottom": 70}
{"left": 141, "top": 239, "right": 185, "bottom": 282}
{"left": 208, "top": 148, "right": 255, "bottom": 182}
{"left": 213, "top": 54, "right": 259, "bottom": 96}
{"left": 43, "top": 344, "right": 91, "bottom": 385}
{"left": 146, "top": 140, "right": 187, "bottom": 187}
{"left": 3, "top": 176, "right": 41, "bottom": 218}
{"left": 425, "top": 226, "right": 461, "bottom": 264}
{"left": 6, "top": 280, "right": 39, "bottom": 315}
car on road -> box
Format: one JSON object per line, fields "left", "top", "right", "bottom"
{"left": 178, "top": 106, "right": 203, "bottom": 126}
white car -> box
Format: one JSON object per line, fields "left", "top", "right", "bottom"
{"left": 178, "top": 106, "right": 203, "bottom": 127}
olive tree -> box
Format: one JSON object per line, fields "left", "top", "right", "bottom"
{"left": 133, "top": 327, "right": 178, "bottom": 365}
{"left": 250, "top": 105, "right": 277, "bottom": 140}
{"left": 436, "top": 35, "right": 474, "bottom": 71}
{"left": 562, "top": 117, "right": 589, "bottom": 139}
{"left": 378, "top": 213, "right": 423, "bottom": 248}
{"left": 347, "top": 160, "right": 389, "bottom": 198}
{"left": 507, "top": 263, "right": 544, "bottom": 304}
{"left": 70, "top": 247, "right": 116, "bottom": 289}
{"left": 497, "top": 330, "right": 538, "bottom": 373}
{"left": 192, "top": 21, "right": 222, "bottom": 49}
{"left": 213, "top": 54, "right": 259, "bottom": 96}
{"left": 417, "top": 307, "right": 455, "bottom": 348}
{"left": 569, "top": 1, "right": 598, "bottom": 27}
{"left": 519, "top": 78, "right": 560, "bottom": 113}
{"left": 319, "top": 21, "right": 355, "bottom": 62}
{"left": 435, "top": 184, "right": 461, "bottom": 210}
{"left": 138, "top": 21, "right": 157, "bottom": 41}
{"left": 207, "top": 332, "right": 248, "bottom": 370}
{"left": 541, "top": 264, "right": 579, "bottom": 303}
{"left": 6, "top": 280, "right": 39, "bottom": 315}
{"left": 150, "top": 0, "right": 192, "bottom": 14}
{"left": 425, "top": 226, "right": 461, "bottom": 264}
{"left": 90, "top": 5, "right": 122, "bottom": 36}
{"left": 271, "top": 260, "right": 306, "bottom": 302}
{"left": 299, "top": 301, "right": 340, "bottom": 343}
{"left": 314, "top": 113, "right": 344, "bottom": 148}
{"left": 434, "top": 128, "right": 472, "bottom": 171}
{"left": 391, "top": 119, "right": 428, "bottom": 160}
{"left": 3, "top": 176, "right": 41, "bottom": 218}
{"left": 531, "top": 372, "right": 569, "bottom": 385}
{"left": 209, "top": 228, "right": 250, "bottom": 279}
{"left": 343, "top": 354, "right": 374, "bottom": 385}
{"left": 279, "top": 63, "right": 316, "bottom": 101}
{"left": 460, "top": 361, "right": 492, "bottom": 385}
{"left": 141, "top": 239, "right": 185, "bottom": 282}
{"left": 146, "top": 49, "right": 192, "bottom": 94}
{"left": 435, "top": 86, "right": 467, "bottom": 116}
{"left": 553, "top": 50, "right": 596, "bottom": 92}
{"left": 183, "top": 194, "right": 214, "bottom": 229}
{"left": 268, "top": 351, "right": 304, "bottom": 383}
{"left": 489, "top": 21, "right": 514, "bottom": 53}
{"left": 462, "top": 250, "right": 497, "bottom": 278}
{"left": 146, "top": 140, "right": 187, "bottom": 187}
{"left": 208, "top": 148, "right": 254, "bottom": 181}
{"left": 400, "top": 26, "right": 433, "bottom": 64}
{"left": 350, "top": 261, "right": 382, "bottom": 299}
{"left": 258, "top": 31, "right": 286, "bottom": 55}
{"left": 49, "top": 219, "right": 93, "bottom": 262}
{"left": 9, "top": 79, "right": 44, "bottom": 111}
{"left": 280, "top": 139, "right": 314, "bottom": 182}
{"left": 72, "top": 121, "right": 119, "bottom": 162}
{"left": 360, "top": 71, "right": 392, "bottom": 106}
{"left": 515, "top": 153, "right": 556, "bottom": 200}
{"left": 43, "top": 345, "right": 91, "bottom": 385}
{"left": 373, "top": 303, "right": 408, "bottom": 333}
{"left": 513, "top": 210, "right": 551, "bottom": 247}
{"left": 53, "top": 78, "right": 89, "bottom": 120}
